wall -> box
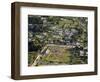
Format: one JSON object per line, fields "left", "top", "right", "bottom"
{"left": 0, "top": 0, "right": 99, "bottom": 82}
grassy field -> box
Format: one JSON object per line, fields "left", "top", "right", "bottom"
{"left": 39, "top": 46, "right": 71, "bottom": 65}
{"left": 28, "top": 45, "right": 87, "bottom": 66}
{"left": 28, "top": 45, "right": 72, "bottom": 66}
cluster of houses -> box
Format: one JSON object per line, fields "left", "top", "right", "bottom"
{"left": 28, "top": 16, "right": 88, "bottom": 58}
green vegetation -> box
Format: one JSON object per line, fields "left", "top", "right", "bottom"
{"left": 28, "top": 15, "right": 88, "bottom": 66}
{"left": 39, "top": 45, "right": 71, "bottom": 65}
{"left": 28, "top": 52, "right": 38, "bottom": 66}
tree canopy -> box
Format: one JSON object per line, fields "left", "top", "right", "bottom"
{"left": 28, "top": 15, "right": 88, "bottom": 52}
